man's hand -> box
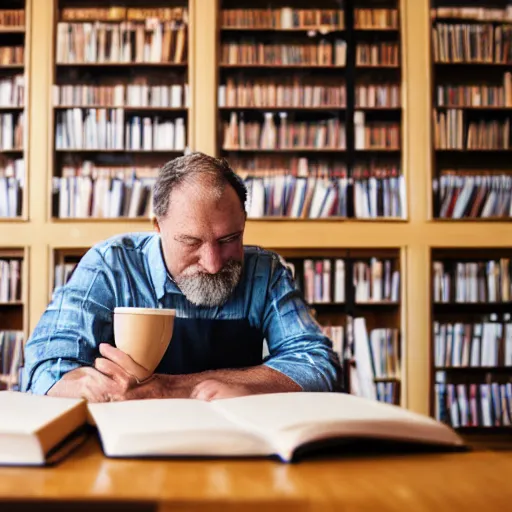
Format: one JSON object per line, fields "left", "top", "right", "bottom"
{"left": 95, "top": 343, "right": 152, "bottom": 383}
{"left": 190, "top": 379, "right": 251, "bottom": 401}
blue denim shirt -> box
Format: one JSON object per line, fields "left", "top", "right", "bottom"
{"left": 22, "top": 233, "right": 340, "bottom": 395}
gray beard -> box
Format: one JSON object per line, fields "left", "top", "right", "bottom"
{"left": 176, "top": 260, "right": 243, "bottom": 307}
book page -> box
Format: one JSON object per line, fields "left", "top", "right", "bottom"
{"left": 88, "top": 398, "right": 272, "bottom": 457}
{"left": 0, "top": 391, "right": 83, "bottom": 434}
{"left": 212, "top": 392, "right": 463, "bottom": 461}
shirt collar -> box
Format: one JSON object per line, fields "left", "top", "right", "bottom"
{"left": 146, "top": 234, "right": 182, "bottom": 301}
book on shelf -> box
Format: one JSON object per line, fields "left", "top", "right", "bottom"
{"left": 356, "top": 42, "right": 399, "bottom": 67}
{"left": 354, "top": 112, "right": 400, "bottom": 150}
{"left": 0, "top": 112, "right": 24, "bottom": 151}
{"left": 0, "top": 10, "right": 25, "bottom": 28}
{"left": 0, "top": 158, "right": 24, "bottom": 218}
{"left": 431, "top": 6, "right": 512, "bottom": 22}
{"left": 56, "top": 8, "right": 188, "bottom": 64}
{"left": 435, "top": 371, "right": 512, "bottom": 428}
{"left": 52, "top": 163, "right": 157, "bottom": 219}
{"left": 433, "top": 258, "right": 511, "bottom": 303}
{"left": 355, "top": 82, "right": 400, "bottom": 108}
{"left": 354, "top": 9, "right": 399, "bottom": 30}
{"left": 0, "top": 257, "right": 22, "bottom": 302}
{"left": 221, "top": 8, "right": 344, "bottom": 30}
{"left": 433, "top": 318, "right": 512, "bottom": 368}
{"left": 220, "top": 40, "right": 347, "bottom": 66}
{"left": 0, "top": 75, "right": 24, "bottom": 107}
{"left": 0, "top": 46, "right": 23, "bottom": 66}
{"left": 0, "top": 391, "right": 464, "bottom": 466}
{"left": 0, "top": 331, "right": 24, "bottom": 391}
{"left": 434, "top": 172, "right": 512, "bottom": 219}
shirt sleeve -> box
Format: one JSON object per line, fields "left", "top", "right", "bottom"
{"left": 261, "top": 255, "right": 342, "bottom": 392}
{"left": 22, "top": 248, "right": 116, "bottom": 395}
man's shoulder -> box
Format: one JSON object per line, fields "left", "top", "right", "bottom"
{"left": 243, "top": 245, "right": 288, "bottom": 275}
{"left": 91, "top": 232, "right": 157, "bottom": 258}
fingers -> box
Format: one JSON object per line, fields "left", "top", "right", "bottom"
{"left": 190, "top": 379, "right": 222, "bottom": 401}
{"left": 99, "top": 343, "right": 151, "bottom": 381}
{"left": 94, "top": 357, "right": 133, "bottom": 388}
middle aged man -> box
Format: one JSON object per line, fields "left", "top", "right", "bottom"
{"left": 22, "top": 153, "right": 341, "bottom": 401}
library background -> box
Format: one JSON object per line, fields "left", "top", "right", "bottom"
{"left": 0, "top": 0, "right": 511, "bottom": 445}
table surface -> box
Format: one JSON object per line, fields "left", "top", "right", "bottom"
{"left": 0, "top": 437, "right": 511, "bottom": 511}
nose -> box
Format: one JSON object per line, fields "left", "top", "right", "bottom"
{"left": 199, "top": 243, "right": 224, "bottom": 274}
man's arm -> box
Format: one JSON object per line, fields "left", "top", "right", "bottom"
{"left": 22, "top": 248, "right": 116, "bottom": 396}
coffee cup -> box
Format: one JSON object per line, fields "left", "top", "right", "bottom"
{"left": 113, "top": 307, "right": 176, "bottom": 378}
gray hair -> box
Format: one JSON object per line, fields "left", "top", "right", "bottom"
{"left": 153, "top": 152, "right": 247, "bottom": 218}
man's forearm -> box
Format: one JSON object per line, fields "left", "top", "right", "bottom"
{"left": 128, "top": 365, "right": 301, "bottom": 400}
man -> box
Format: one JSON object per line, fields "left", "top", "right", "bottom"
{"left": 22, "top": 153, "right": 340, "bottom": 402}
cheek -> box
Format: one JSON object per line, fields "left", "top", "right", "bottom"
{"left": 221, "top": 241, "right": 243, "bottom": 262}
{"left": 163, "top": 240, "right": 199, "bottom": 275}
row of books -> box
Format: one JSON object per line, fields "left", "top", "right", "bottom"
{"left": 435, "top": 378, "right": 512, "bottom": 428}
{"left": 435, "top": 173, "right": 512, "bottom": 219}
{"left": 355, "top": 112, "right": 400, "bottom": 150}
{"left": 0, "top": 158, "right": 24, "bottom": 218}
{"left": 348, "top": 317, "right": 401, "bottom": 403}
{"left": 222, "top": 112, "right": 346, "bottom": 150}
{"left": 0, "top": 46, "right": 23, "bottom": 66}
{"left": 53, "top": 83, "right": 188, "bottom": 108}
{"left": 435, "top": 73, "right": 512, "bottom": 107}
{"left": 60, "top": 7, "right": 186, "bottom": 22}
{"left": 0, "top": 259, "right": 22, "bottom": 303}
{"left": 302, "top": 259, "right": 345, "bottom": 304}
{"left": 53, "top": 170, "right": 155, "bottom": 219}
{"left": 355, "top": 83, "right": 400, "bottom": 108}
{"left": 245, "top": 174, "right": 349, "bottom": 219}
{"left": 0, "top": 10, "right": 24, "bottom": 28}
{"left": 353, "top": 259, "right": 400, "bottom": 303}
{"left": 354, "top": 9, "right": 398, "bottom": 30}
{"left": 221, "top": 8, "right": 344, "bottom": 30}
{"left": 218, "top": 78, "right": 346, "bottom": 108}
{"left": 55, "top": 109, "right": 186, "bottom": 151}
{"left": 434, "top": 320, "right": 512, "bottom": 368}
{"left": 431, "top": 6, "right": 512, "bottom": 21}
{"left": 220, "top": 41, "right": 347, "bottom": 66}
{"left": 355, "top": 43, "right": 399, "bottom": 67}
{"left": 0, "top": 113, "right": 23, "bottom": 151}
{"left": 0, "top": 331, "right": 23, "bottom": 391}
{"left": 0, "top": 76, "right": 24, "bottom": 107}
{"left": 432, "top": 24, "right": 512, "bottom": 64}
{"left": 56, "top": 19, "right": 187, "bottom": 64}
{"left": 433, "top": 110, "right": 510, "bottom": 150}
{"left": 433, "top": 259, "right": 511, "bottom": 303}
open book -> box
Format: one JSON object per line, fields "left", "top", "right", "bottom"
{"left": 1, "top": 391, "right": 464, "bottom": 465}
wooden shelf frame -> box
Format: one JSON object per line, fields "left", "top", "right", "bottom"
{"left": 0, "top": 0, "right": 509, "bottom": 418}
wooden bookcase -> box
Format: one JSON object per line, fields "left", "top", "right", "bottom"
{"left": 217, "top": 0, "right": 405, "bottom": 220}
{"left": 0, "top": 0, "right": 510, "bottom": 430}
{"left": 430, "top": 247, "right": 512, "bottom": 444}
{"left": 0, "top": 0, "right": 27, "bottom": 220}
{"left": 430, "top": 0, "right": 512, "bottom": 220}
{"left": 51, "top": 0, "right": 190, "bottom": 220}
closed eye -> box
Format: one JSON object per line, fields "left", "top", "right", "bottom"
{"left": 219, "top": 233, "right": 242, "bottom": 244}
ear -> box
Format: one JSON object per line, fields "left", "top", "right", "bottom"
{"left": 152, "top": 217, "right": 161, "bottom": 233}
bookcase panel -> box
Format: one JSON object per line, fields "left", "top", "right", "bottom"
{"left": 276, "top": 247, "right": 402, "bottom": 405}
{"left": 217, "top": 0, "right": 406, "bottom": 221}
{"left": 430, "top": 247, "right": 512, "bottom": 441}
{"left": 0, "top": 0, "right": 26, "bottom": 221}
{"left": 0, "top": 246, "right": 24, "bottom": 390}
{"left": 430, "top": 0, "right": 512, "bottom": 220}
{"left": 51, "top": 0, "right": 189, "bottom": 220}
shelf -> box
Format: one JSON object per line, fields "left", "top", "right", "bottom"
{"left": 222, "top": 148, "right": 347, "bottom": 153}
{"left": 221, "top": 27, "right": 344, "bottom": 33}
{"left": 0, "top": 64, "right": 24, "bottom": 70}
{"left": 55, "top": 149, "right": 184, "bottom": 154}
{"left": 0, "top": 301, "right": 23, "bottom": 307}
{"left": 56, "top": 62, "right": 188, "bottom": 68}
{"left": 435, "top": 61, "right": 512, "bottom": 67}
{"left": 374, "top": 376, "right": 401, "bottom": 382}
{"left": 0, "top": 106, "right": 24, "bottom": 111}
{"left": 220, "top": 64, "right": 345, "bottom": 69}
{"left": 52, "top": 217, "right": 152, "bottom": 223}
{"left": 0, "top": 27, "right": 25, "bottom": 34}
{"left": 435, "top": 366, "right": 512, "bottom": 372}
{"left": 435, "top": 106, "right": 512, "bottom": 111}
{"left": 354, "top": 27, "right": 399, "bottom": 32}
{"left": 54, "top": 106, "right": 188, "bottom": 112}
{"left": 0, "top": 149, "right": 23, "bottom": 154}
{"left": 355, "top": 301, "right": 400, "bottom": 306}
{"left": 219, "top": 106, "right": 346, "bottom": 111}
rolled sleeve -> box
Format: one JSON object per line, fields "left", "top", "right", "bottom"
{"left": 262, "top": 256, "right": 341, "bottom": 392}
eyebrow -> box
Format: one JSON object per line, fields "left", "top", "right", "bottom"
{"left": 174, "top": 231, "right": 243, "bottom": 243}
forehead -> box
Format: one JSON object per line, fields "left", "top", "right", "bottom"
{"left": 166, "top": 178, "right": 245, "bottom": 236}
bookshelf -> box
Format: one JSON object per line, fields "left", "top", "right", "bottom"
{"left": 0, "top": 0, "right": 26, "bottom": 220}
{"left": 278, "top": 247, "right": 403, "bottom": 404}
{"left": 0, "top": 0, "right": 509, "bottom": 438}
{"left": 430, "top": 0, "right": 512, "bottom": 220}
{"left": 217, "top": 0, "right": 406, "bottom": 220}
{"left": 431, "top": 248, "right": 512, "bottom": 444}
{"left": 0, "top": 247, "right": 25, "bottom": 390}
{"left": 51, "top": 0, "right": 189, "bottom": 220}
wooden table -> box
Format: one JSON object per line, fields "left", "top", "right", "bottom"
{"left": 0, "top": 437, "right": 511, "bottom": 511}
